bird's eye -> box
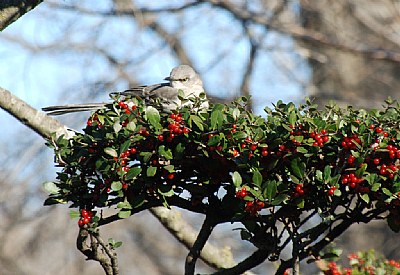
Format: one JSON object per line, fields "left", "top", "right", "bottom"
{"left": 182, "top": 77, "right": 189, "bottom": 82}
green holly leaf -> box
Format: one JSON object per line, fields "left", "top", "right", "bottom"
{"left": 264, "top": 180, "right": 277, "bottom": 201}
{"left": 211, "top": 105, "right": 224, "bottom": 130}
{"left": 118, "top": 210, "right": 131, "bottom": 219}
{"left": 104, "top": 147, "right": 118, "bottom": 158}
{"left": 158, "top": 185, "right": 175, "bottom": 197}
{"left": 291, "top": 158, "right": 305, "bottom": 178}
{"left": 147, "top": 166, "right": 157, "bottom": 177}
{"left": 111, "top": 181, "right": 122, "bottom": 191}
{"left": 146, "top": 106, "right": 162, "bottom": 130}
{"left": 252, "top": 169, "right": 263, "bottom": 187}
{"left": 158, "top": 145, "right": 173, "bottom": 160}
{"left": 190, "top": 115, "right": 204, "bottom": 131}
{"left": 125, "top": 167, "right": 142, "bottom": 180}
{"left": 232, "top": 171, "right": 242, "bottom": 187}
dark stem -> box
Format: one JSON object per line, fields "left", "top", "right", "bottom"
{"left": 184, "top": 213, "right": 217, "bottom": 275}
{"left": 77, "top": 228, "right": 119, "bottom": 275}
{"left": 213, "top": 248, "right": 271, "bottom": 275}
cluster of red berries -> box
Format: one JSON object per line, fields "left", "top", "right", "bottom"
{"left": 387, "top": 259, "right": 400, "bottom": 269}
{"left": 235, "top": 187, "right": 265, "bottom": 215}
{"left": 370, "top": 124, "right": 389, "bottom": 137}
{"left": 341, "top": 173, "right": 363, "bottom": 189}
{"left": 78, "top": 209, "right": 93, "bottom": 227}
{"left": 341, "top": 134, "right": 362, "bottom": 150}
{"left": 244, "top": 200, "right": 265, "bottom": 215}
{"left": 324, "top": 262, "right": 351, "bottom": 275}
{"left": 114, "top": 147, "right": 138, "bottom": 174}
{"left": 118, "top": 100, "right": 137, "bottom": 115}
{"left": 293, "top": 184, "right": 305, "bottom": 198}
{"left": 309, "top": 129, "right": 330, "bottom": 147}
{"left": 289, "top": 125, "right": 330, "bottom": 147}
{"left": 87, "top": 115, "right": 103, "bottom": 128}
{"left": 236, "top": 186, "right": 248, "bottom": 198}
{"left": 163, "top": 113, "right": 190, "bottom": 142}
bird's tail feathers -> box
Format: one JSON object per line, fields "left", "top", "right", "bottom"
{"left": 42, "top": 103, "right": 107, "bottom": 115}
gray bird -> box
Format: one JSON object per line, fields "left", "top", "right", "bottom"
{"left": 42, "top": 65, "right": 208, "bottom": 115}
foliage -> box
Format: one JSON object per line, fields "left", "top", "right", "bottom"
{"left": 44, "top": 95, "right": 400, "bottom": 273}
{"left": 320, "top": 250, "right": 400, "bottom": 275}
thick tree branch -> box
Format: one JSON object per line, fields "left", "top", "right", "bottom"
{"left": 0, "top": 87, "right": 72, "bottom": 139}
{"left": 0, "top": 0, "right": 43, "bottom": 31}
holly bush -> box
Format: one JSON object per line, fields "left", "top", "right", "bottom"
{"left": 320, "top": 250, "right": 400, "bottom": 275}
{"left": 45, "top": 95, "right": 400, "bottom": 274}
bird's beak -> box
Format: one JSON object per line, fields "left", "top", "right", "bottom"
{"left": 164, "top": 76, "right": 171, "bottom": 81}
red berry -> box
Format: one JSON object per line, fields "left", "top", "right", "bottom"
{"left": 158, "top": 135, "right": 164, "bottom": 141}
{"left": 383, "top": 131, "right": 389, "bottom": 137}
{"left": 130, "top": 148, "right": 137, "bottom": 154}
{"left": 347, "top": 155, "right": 355, "bottom": 164}
{"left": 78, "top": 219, "right": 85, "bottom": 227}
{"left": 261, "top": 150, "right": 269, "bottom": 157}
{"left": 250, "top": 144, "right": 257, "bottom": 151}
{"left": 170, "top": 114, "right": 177, "bottom": 120}
{"left": 87, "top": 119, "right": 93, "bottom": 126}
{"left": 123, "top": 166, "right": 130, "bottom": 172}
{"left": 279, "top": 145, "right": 285, "bottom": 151}
{"left": 183, "top": 127, "right": 190, "bottom": 134}
{"left": 375, "top": 127, "right": 383, "bottom": 133}
{"left": 167, "top": 173, "right": 175, "bottom": 180}
{"left": 373, "top": 158, "right": 380, "bottom": 165}
{"left": 241, "top": 143, "right": 246, "bottom": 149}
{"left": 320, "top": 129, "right": 327, "bottom": 135}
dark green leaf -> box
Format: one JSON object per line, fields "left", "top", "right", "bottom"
{"left": 69, "top": 210, "right": 80, "bottom": 219}
{"left": 190, "top": 115, "right": 204, "bottom": 131}
{"left": 125, "top": 167, "right": 142, "bottom": 180}
{"left": 120, "top": 140, "right": 131, "bottom": 154}
{"left": 210, "top": 108, "right": 224, "bottom": 130}
{"left": 111, "top": 181, "right": 122, "bottom": 191}
{"left": 147, "top": 166, "right": 157, "bottom": 177}
{"left": 271, "top": 194, "right": 288, "bottom": 205}
{"left": 140, "top": 152, "right": 153, "bottom": 162}
{"left": 252, "top": 169, "right": 263, "bottom": 187}
{"left": 158, "top": 145, "right": 173, "bottom": 160}
{"left": 323, "top": 165, "right": 331, "bottom": 181}
{"left": 290, "top": 158, "right": 305, "bottom": 178}
{"left": 360, "top": 194, "right": 370, "bottom": 203}
{"left": 232, "top": 171, "right": 242, "bottom": 187}
{"left": 265, "top": 180, "right": 277, "bottom": 201}
{"left": 104, "top": 147, "right": 118, "bottom": 158}
{"left": 117, "top": 201, "right": 132, "bottom": 209}
{"left": 158, "top": 185, "right": 175, "bottom": 197}
{"left": 118, "top": 210, "right": 131, "bottom": 219}
{"left": 126, "top": 121, "right": 136, "bottom": 131}
{"left": 146, "top": 106, "right": 162, "bottom": 130}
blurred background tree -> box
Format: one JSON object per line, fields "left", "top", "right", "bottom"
{"left": 0, "top": 1, "right": 399, "bottom": 274}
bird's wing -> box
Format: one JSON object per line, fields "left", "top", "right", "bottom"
{"left": 119, "top": 83, "right": 179, "bottom": 101}
{"left": 42, "top": 103, "right": 107, "bottom": 115}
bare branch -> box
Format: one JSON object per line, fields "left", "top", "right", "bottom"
{"left": 0, "top": 87, "right": 73, "bottom": 139}
{"left": 0, "top": 0, "right": 43, "bottom": 31}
